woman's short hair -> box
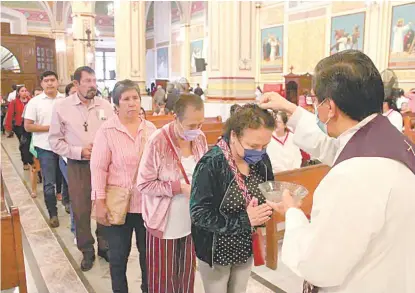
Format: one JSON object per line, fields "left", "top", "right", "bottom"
{"left": 32, "top": 87, "right": 43, "bottom": 96}
{"left": 112, "top": 79, "right": 141, "bottom": 106}
{"left": 65, "top": 82, "right": 75, "bottom": 97}
{"left": 224, "top": 104, "right": 276, "bottom": 138}
{"left": 230, "top": 104, "right": 242, "bottom": 116}
{"left": 384, "top": 98, "right": 398, "bottom": 111}
{"left": 140, "top": 107, "right": 146, "bottom": 119}
{"left": 276, "top": 111, "right": 288, "bottom": 125}
{"left": 173, "top": 94, "right": 204, "bottom": 121}
{"left": 177, "top": 77, "right": 190, "bottom": 93}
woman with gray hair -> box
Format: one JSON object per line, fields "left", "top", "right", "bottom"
{"left": 177, "top": 77, "right": 191, "bottom": 94}
{"left": 91, "top": 79, "right": 157, "bottom": 293}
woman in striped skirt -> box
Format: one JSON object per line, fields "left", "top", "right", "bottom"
{"left": 137, "top": 94, "right": 208, "bottom": 293}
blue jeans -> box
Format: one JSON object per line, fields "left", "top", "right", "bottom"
{"left": 36, "top": 147, "right": 59, "bottom": 218}
{"left": 59, "top": 157, "right": 75, "bottom": 234}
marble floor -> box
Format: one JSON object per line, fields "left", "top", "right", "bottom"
{"left": 1, "top": 135, "right": 303, "bottom": 293}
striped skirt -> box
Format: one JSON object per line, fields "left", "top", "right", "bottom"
{"left": 146, "top": 231, "right": 196, "bottom": 293}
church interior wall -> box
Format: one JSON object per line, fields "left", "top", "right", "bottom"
{"left": 1, "top": 1, "right": 414, "bottom": 95}
{"left": 256, "top": 1, "right": 415, "bottom": 92}
{"left": 257, "top": 3, "right": 286, "bottom": 88}
{"left": 382, "top": 1, "right": 415, "bottom": 91}
{"left": 189, "top": 12, "right": 207, "bottom": 87}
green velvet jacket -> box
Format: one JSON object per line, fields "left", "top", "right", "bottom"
{"left": 190, "top": 144, "right": 274, "bottom": 267}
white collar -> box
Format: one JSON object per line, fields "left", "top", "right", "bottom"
{"left": 334, "top": 113, "right": 378, "bottom": 162}
{"left": 40, "top": 91, "right": 63, "bottom": 99}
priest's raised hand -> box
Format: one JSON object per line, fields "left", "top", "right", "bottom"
{"left": 259, "top": 92, "right": 297, "bottom": 115}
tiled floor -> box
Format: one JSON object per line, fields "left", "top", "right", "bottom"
{"left": 2, "top": 135, "right": 303, "bottom": 293}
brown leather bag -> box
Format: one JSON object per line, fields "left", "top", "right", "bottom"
{"left": 93, "top": 126, "right": 148, "bottom": 225}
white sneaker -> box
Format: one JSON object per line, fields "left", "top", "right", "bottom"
{"left": 74, "top": 237, "right": 77, "bottom": 245}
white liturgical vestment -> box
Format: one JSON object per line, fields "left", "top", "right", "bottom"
{"left": 267, "top": 131, "right": 302, "bottom": 173}
{"left": 282, "top": 107, "right": 415, "bottom": 293}
{"left": 383, "top": 109, "right": 403, "bottom": 132}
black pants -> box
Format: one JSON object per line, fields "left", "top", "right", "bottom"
{"left": 104, "top": 213, "right": 147, "bottom": 293}
{"left": 56, "top": 160, "right": 63, "bottom": 194}
{"left": 1, "top": 113, "right": 5, "bottom": 133}
{"left": 14, "top": 125, "right": 33, "bottom": 165}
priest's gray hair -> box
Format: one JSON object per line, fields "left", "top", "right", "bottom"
{"left": 112, "top": 79, "right": 141, "bottom": 106}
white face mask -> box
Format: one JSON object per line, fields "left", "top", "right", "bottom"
{"left": 314, "top": 100, "right": 331, "bottom": 134}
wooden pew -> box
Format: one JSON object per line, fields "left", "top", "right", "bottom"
{"left": 201, "top": 122, "right": 223, "bottom": 132}
{"left": 1, "top": 172, "right": 27, "bottom": 293}
{"left": 265, "top": 164, "right": 331, "bottom": 270}
{"left": 204, "top": 130, "right": 222, "bottom": 148}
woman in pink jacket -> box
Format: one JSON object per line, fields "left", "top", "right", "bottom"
{"left": 137, "top": 94, "right": 208, "bottom": 293}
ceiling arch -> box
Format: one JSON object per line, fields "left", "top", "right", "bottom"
{"left": 146, "top": 1, "right": 186, "bottom": 25}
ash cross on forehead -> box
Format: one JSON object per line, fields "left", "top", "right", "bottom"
{"left": 405, "top": 140, "right": 415, "bottom": 156}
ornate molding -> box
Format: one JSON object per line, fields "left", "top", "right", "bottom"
{"left": 239, "top": 58, "right": 252, "bottom": 71}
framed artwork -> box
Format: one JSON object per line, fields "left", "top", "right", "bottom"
{"left": 388, "top": 2, "right": 415, "bottom": 69}
{"left": 190, "top": 40, "right": 203, "bottom": 75}
{"left": 157, "top": 47, "right": 169, "bottom": 79}
{"left": 260, "top": 25, "right": 283, "bottom": 73}
{"left": 330, "top": 12, "right": 365, "bottom": 55}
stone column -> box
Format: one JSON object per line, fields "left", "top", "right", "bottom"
{"left": 52, "top": 29, "right": 70, "bottom": 87}
{"left": 114, "top": 1, "right": 147, "bottom": 95}
{"left": 181, "top": 23, "right": 191, "bottom": 79}
{"left": 206, "top": 1, "right": 257, "bottom": 102}
{"left": 71, "top": 1, "right": 96, "bottom": 69}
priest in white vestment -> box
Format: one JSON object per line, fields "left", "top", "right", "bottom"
{"left": 261, "top": 50, "right": 415, "bottom": 293}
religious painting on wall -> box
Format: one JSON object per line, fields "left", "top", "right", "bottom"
{"left": 190, "top": 40, "right": 203, "bottom": 75}
{"left": 260, "top": 26, "right": 283, "bottom": 73}
{"left": 330, "top": 12, "right": 365, "bottom": 55}
{"left": 157, "top": 47, "right": 169, "bottom": 79}
{"left": 388, "top": 3, "right": 415, "bottom": 69}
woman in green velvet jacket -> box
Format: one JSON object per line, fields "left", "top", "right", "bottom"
{"left": 190, "top": 104, "right": 275, "bottom": 293}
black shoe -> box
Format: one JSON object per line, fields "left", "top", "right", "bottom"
{"left": 81, "top": 252, "right": 96, "bottom": 271}
{"left": 49, "top": 216, "right": 59, "bottom": 228}
{"left": 98, "top": 249, "right": 110, "bottom": 262}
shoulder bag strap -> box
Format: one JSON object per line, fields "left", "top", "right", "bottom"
{"left": 162, "top": 128, "right": 190, "bottom": 184}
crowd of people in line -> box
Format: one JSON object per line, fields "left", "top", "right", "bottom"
{"left": 1, "top": 49, "right": 415, "bottom": 293}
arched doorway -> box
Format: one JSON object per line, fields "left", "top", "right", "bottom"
{"left": 1, "top": 46, "right": 21, "bottom": 73}
{"left": 286, "top": 81, "right": 298, "bottom": 105}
